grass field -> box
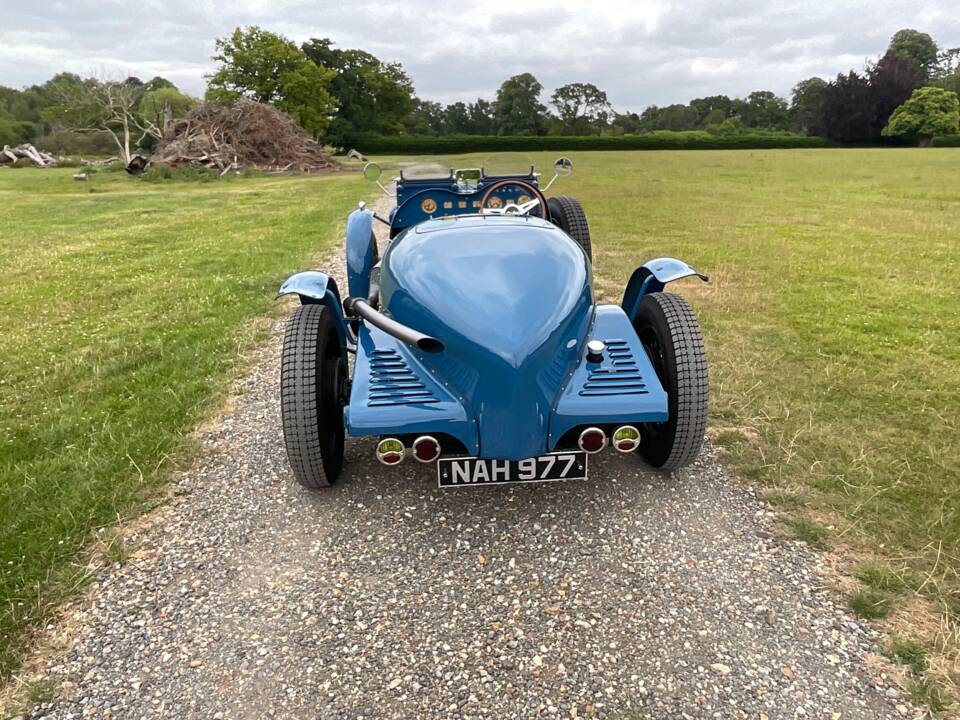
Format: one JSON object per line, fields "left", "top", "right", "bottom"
{"left": 2, "top": 150, "right": 959, "bottom": 704}
{"left": 562, "top": 149, "right": 960, "bottom": 704}
{"left": 0, "top": 167, "right": 366, "bottom": 675}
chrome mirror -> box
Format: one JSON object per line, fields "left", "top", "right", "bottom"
{"left": 362, "top": 162, "right": 394, "bottom": 197}
{"left": 542, "top": 156, "right": 573, "bottom": 192}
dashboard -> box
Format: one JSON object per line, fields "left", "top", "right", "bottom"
{"left": 390, "top": 178, "right": 545, "bottom": 236}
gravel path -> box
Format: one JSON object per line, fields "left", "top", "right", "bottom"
{"left": 17, "top": 197, "right": 914, "bottom": 720}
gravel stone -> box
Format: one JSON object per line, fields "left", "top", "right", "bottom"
{"left": 20, "top": 193, "right": 912, "bottom": 719}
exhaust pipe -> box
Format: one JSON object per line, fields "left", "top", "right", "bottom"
{"left": 345, "top": 297, "right": 444, "bottom": 353}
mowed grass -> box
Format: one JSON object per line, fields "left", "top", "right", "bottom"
{"left": 0, "top": 167, "right": 365, "bottom": 675}
{"left": 564, "top": 149, "right": 960, "bottom": 692}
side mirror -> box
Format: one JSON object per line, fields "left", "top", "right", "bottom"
{"left": 362, "top": 162, "right": 382, "bottom": 182}
{"left": 542, "top": 156, "right": 574, "bottom": 192}
{"left": 362, "top": 162, "right": 395, "bottom": 197}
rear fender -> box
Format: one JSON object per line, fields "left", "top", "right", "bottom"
{"left": 277, "top": 271, "right": 350, "bottom": 357}
{"left": 346, "top": 208, "right": 376, "bottom": 299}
{"left": 621, "top": 257, "right": 708, "bottom": 319}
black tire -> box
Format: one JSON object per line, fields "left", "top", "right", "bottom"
{"left": 632, "top": 292, "right": 708, "bottom": 470}
{"left": 547, "top": 195, "right": 592, "bottom": 262}
{"left": 281, "top": 304, "right": 346, "bottom": 488}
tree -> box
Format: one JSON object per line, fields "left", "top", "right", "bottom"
{"left": 206, "top": 27, "right": 334, "bottom": 136}
{"left": 137, "top": 86, "right": 196, "bottom": 148}
{"left": 302, "top": 38, "right": 415, "bottom": 146}
{"left": 700, "top": 109, "right": 727, "bottom": 129}
{"left": 549, "top": 82, "right": 611, "bottom": 134}
{"left": 936, "top": 67, "right": 960, "bottom": 96}
{"left": 657, "top": 104, "right": 699, "bottom": 131}
{"left": 442, "top": 102, "right": 470, "bottom": 134}
{"left": 888, "top": 29, "right": 939, "bottom": 79}
{"left": 611, "top": 111, "right": 643, "bottom": 134}
{"left": 790, "top": 77, "right": 827, "bottom": 134}
{"left": 637, "top": 105, "right": 662, "bottom": 132}
{"left": 883, "top": 87, "right": 960, "bottom": 144}
{"left": 689, "top": 95, "right": 733, "bottom": 124}
{"left": 867, "top": 51, "right": 925, "bottom": 136}
{"left": 815, "top": 71, "right": 875, "bottom": 143}
{"left": 466, "top": 99, "right": 495, "bottom": 134}
{"left": 738, "top": 90, "right": 790, "bottom": 129}
{"left": 43, "top": 75, "right": 159, "bottom": 162}
{"left": 406, "top": 99, "right": 445, "bottom": 134}
{"left": 493, "top": 73, "right": 546, "bottom": 135}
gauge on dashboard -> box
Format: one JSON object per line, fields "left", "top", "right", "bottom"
{"left": 486, "top": 196, "right": 503, "bottom": 209}
{"left": 421, "top": 197, "right": 437, "bottom": 214}
{"left": 517, "top": 194, "right": 531, "bottom": 205}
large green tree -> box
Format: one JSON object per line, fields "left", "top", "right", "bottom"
{"left": 737, "top": 90, "right": 790, "bottom": 129}
{"left": 466, "top": 99, "right": 496, "bottom": 134}
{"left": 790, "top": 77, "right": 827, "bottom": 134}
{"left": 883, "top": 86, "right": 960, "bottom": 144}
{"left": 302, "top": 38, "right": 415, "bottom": 146}
{"left": 887, "top": 29, "right": 939, "bottom": 79}
{"left": 206, "top": 27, "right": 334, "bottom": 136}
{"left": 689, "top": 95, "right": 734, "bottom": 125}
{"left": 493, "top": 73, "right": 546, "bottom": 135}
{"left": 549, "top": 82, "right": 611, "bottom": 134}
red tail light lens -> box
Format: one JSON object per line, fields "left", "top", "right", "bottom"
{"left": 578, "top": 427, "right": 607, "bottom": 454}
{"left": 412, "top": 436, "right": 441, "bottom": 463}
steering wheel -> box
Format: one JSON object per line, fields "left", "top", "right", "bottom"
{"left": 479, "top": 179, "right": 548, "bottom": 218}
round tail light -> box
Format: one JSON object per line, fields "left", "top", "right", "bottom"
{"left": 578, "top": 427, "right": 607, "bottom": 454}
{"left": 612, "top": 425, "right": 640, "bottom": 453}
{"left": 376, "top": 438, "right": 405, "bottom": 465}
{"left": 412, "top": 436, "right": 441, "bottom": 463}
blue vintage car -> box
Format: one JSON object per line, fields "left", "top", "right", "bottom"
{"left": 278, "top": 156, "right": 708, "bottom": 488}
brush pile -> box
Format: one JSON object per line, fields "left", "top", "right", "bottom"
{"left": 151, "top": 99, "right": 338, "bottom": 174}
{"left": 1, "top": 144, "right": 57, "bottom": 168}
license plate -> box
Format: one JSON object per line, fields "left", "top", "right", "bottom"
{"left": 437, "top": 451, "right": 587, "bottom": 488}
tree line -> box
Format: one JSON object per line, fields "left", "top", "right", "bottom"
{"left": 2, "top": 26, "right": 959, "bottom": 156}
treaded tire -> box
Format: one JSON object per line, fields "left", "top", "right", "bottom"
{"left": 632, "top": 292, "right": 708, "bottom": 470}
{"left": 281, "top": 304, "right": 345, "bottom": 488}
{"left": 547, "top": 195, "right": 592, "bottom": 262}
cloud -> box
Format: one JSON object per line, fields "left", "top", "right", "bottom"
{"left": 4, "top": 0, "right": 959, "bottom": 110}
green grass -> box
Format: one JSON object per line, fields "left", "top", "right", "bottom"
{"left": 849, "top": 588, "right": 894, "bottom": 619}
{"left": 0, "top": 166, "right": 365, "bottom": 676}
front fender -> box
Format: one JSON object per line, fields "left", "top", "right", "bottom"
{"left": 277, "top": 271, "right": 351, "bottom": 356}
{"left": 621, "top": 257, "right": 708, "bottom": 319}
{"left": 346, "top": 208, "right": 376, "bottom": 300}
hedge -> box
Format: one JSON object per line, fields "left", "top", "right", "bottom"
{"left": 934, "top": 135, "right": 960, "bottom": 147}
{"left": 351, "top": 131, "right": 834, "bottom": 155}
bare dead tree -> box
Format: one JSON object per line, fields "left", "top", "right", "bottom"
{"left": 47, "top": 75, "right": 161, "bottom": 164}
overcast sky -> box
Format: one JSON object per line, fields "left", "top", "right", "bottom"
{"left": 3, "top": 1, "right": 958, "bottom": 111}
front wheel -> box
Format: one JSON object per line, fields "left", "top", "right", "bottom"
{"left": 280, "top": 304, "right": 346, "bottom": 488}
{"left": 632, "top": 292, "right": 708, "bottom": 470}
{"left": 547, "top": 196, "right": 592, "bottom": 262}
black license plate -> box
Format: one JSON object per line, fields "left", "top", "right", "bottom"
{"left": 438, "top": 451, "right": 587, "bottom": 488}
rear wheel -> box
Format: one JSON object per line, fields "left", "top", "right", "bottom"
{"left": 632, "top": 292, "right": 708, "bottom": 470}
{"left": 281, "top": 304, "right": 346, "bottom": 488}
{"left": 547, "top": 195, "right": 592, "bottom": 262}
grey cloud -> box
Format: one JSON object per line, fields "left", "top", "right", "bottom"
{"left": 3, "top": 1, "right": 958, "bottom": 111}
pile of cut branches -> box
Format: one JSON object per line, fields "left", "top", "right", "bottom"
{"left": 1, "top": 144, "right": 57, "bottom": 168}
{"left": 151, "top": 99, "right": 338, "bottom": 174}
